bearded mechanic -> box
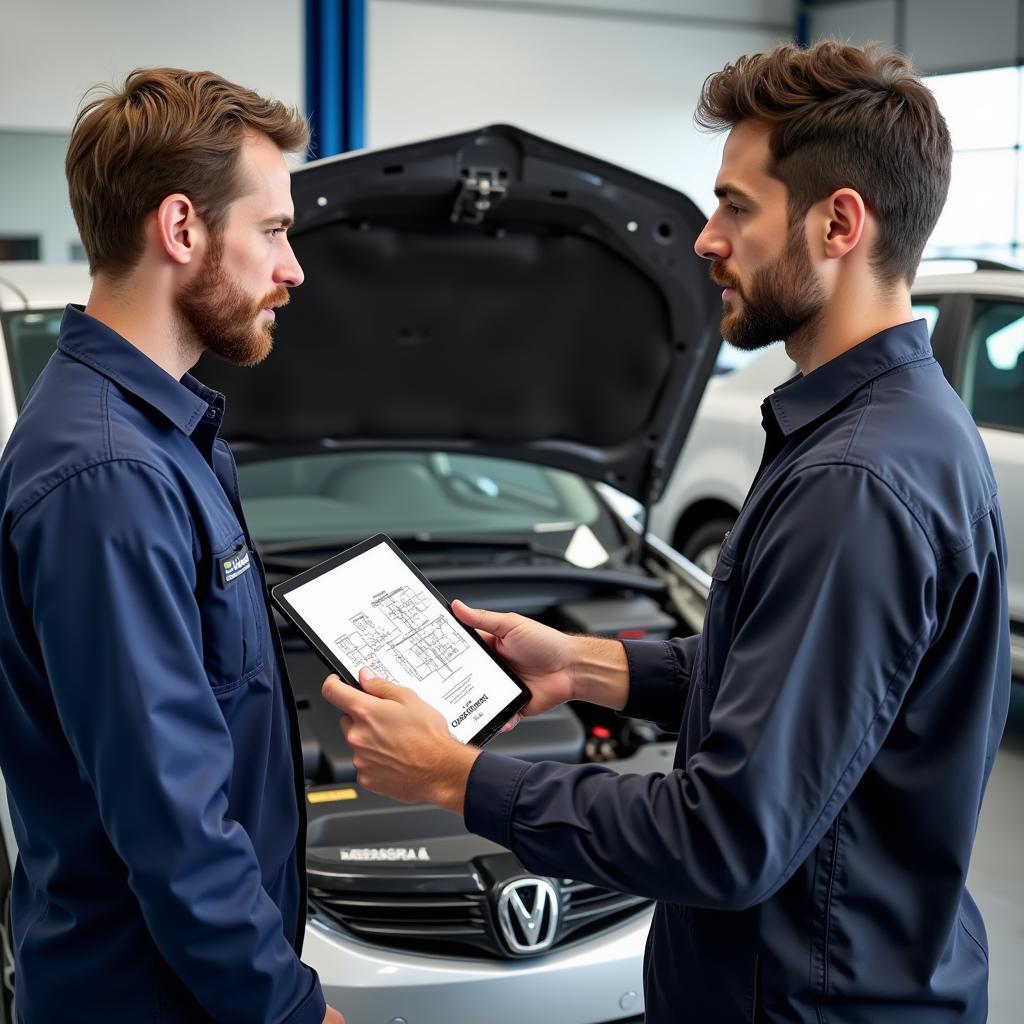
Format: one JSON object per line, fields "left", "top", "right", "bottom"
{"left": 323, "top": 40, "right": 1012, "bottom": 1024}
{"left": 0, "top": 70, "right": 343, "bottom": 1023}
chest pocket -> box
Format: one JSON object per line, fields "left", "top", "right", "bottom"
{"left": 201, "top": 535, "right": 265, "bottom": 694}
{"left": 698, "top": 547, "right": 743, "bottom": 694}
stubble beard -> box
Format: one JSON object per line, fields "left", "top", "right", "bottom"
{"left": 176, "top": 232, "right": 289, "bottom": 368}
{"left": 711, "top": 225, "right": 826, "bottom": 355}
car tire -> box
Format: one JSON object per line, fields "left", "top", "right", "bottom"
{"left": 680, "top": 517, "right": 735, "bottom": 575}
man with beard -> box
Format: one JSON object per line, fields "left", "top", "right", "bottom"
{"left": 321, "top": 41, "right": 1011, "bottom": 1023}
{"left": 0, "top": 70, "right": 344, "bottom": 1023}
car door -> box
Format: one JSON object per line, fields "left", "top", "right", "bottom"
{"left": 946, "top": 296, "right": 1024, "bottom": 659}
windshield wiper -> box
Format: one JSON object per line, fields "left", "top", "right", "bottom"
{"left": 256, "top": 532, "right": 577, "bottom": 567}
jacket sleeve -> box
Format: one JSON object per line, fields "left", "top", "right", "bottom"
{"left": 619, "top": 635, "right": 700, "bottom": 732}
{"left": 464, "top": 464, "right": 937, "bottom": 909}
{"left": 14, "top": 459, "right": 325, "bottom": 1024}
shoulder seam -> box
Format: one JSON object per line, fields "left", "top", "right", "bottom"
{"left": 943, "top": 492, "right": 999, "bottom": 563}
{"left": 9, "top": 456, "right": 181, "bottom": 536}
{"left": 101, "top": 377, "right": 112, "bottom": 460}
{"left": 789, "top": 460, "right": 942, "bottom": 564}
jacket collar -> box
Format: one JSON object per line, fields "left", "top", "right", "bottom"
{"left": 766, "top": 319, "right": 933, "bottom": 436}
{"left": 57, "top": 304, "right": 223, "bottom": 436}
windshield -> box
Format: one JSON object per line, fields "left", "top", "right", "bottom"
{"left": 3, "top": 309, "right": 624, "bottom": 560}
{"left": 236, "top": 450, "right": 609, "bottom": 544}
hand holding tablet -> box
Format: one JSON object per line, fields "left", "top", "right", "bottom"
{"left": 272, "top": 534, "right": 531, "bottom": 746}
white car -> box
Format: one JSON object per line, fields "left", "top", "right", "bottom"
{"left": 650, "top": 262, "right": 1024, "bottom": 679}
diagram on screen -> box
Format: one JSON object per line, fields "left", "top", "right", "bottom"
{"left": 334, "top": 585, "right": 469, "bottom": 683}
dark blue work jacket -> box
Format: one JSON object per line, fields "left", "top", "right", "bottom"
{"left": 466, "top": 320, "right": 1011, "bottom": 1023}
{"left": 0, "top": 307, "right": 325, "bottom": 1023}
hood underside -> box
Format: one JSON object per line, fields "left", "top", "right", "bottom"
{"left": 196, "top": 125, "right": 721, "bottom": 503}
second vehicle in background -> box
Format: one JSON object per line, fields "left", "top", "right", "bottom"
{"left": 650, "top": 260, "right": 1024, "bottom": 678}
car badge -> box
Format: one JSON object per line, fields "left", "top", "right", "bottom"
{"left": 338, "top": 846, "right": 430, "bottom": 862}
{"left": 496, "top": 877, "right": 559, "bottom": 954}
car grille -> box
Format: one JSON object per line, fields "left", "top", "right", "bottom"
{"left": 308, "top": 877, "right": 652, "bottom": 959}
{"left": 309, "top": 888, "right": 489, "bottom": 948}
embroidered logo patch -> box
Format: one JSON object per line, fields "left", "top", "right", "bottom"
{"left": 219, "top": 544, "right": 252, "bottom": 585}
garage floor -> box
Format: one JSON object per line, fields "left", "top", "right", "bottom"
{"left": 970, "top": 682, "right": 1024, "bottom": 1024}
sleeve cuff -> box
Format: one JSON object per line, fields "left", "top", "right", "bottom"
{"left": 464, "top": 751, "right": 531, "bottom": 849}
{"left": 282, "top": 967, "right": 327, "bottom": 1024}
{"left": 620, "top": 639, "right": 682, "bottom": 723}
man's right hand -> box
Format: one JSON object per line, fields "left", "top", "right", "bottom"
{"left": 452, "top": 601, "right": 577, "bottom": 728}
{"left": 323, "top": 1006, "right": 345, "bottom": 1024}
{"left": 453, "top": 600, "right": 631, "bottom": 728}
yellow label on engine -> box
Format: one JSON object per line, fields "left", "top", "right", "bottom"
{"left": 307, "top": 788, "right": 359, "bottom": 804}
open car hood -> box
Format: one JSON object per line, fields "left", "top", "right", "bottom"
{"left": 197, "top": 125, "right": 721, "bottom": 504}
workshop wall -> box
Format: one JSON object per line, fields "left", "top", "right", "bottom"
{"left": 367, "top": 0, "right": 794, "bottom": 213}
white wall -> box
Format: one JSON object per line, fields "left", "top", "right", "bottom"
{"left": 0, "top": 0, "right": 304, "bottom": 133}
{"left": 0, "top": 0, "right": 305, "bottom": 263}
{"left": 807, "top": 1, "right": 898, "bottom": 49}
{"left": 0, "top": 134, "right": 78, "bottom": 263}
{"left": 0, "top": 0, "right": 794, "bottom": 261}
{"left": 368, "top": 0, "right": 796, "bottom": 214}
{"left": 414, "top": 0, "right": 794, "bottom": 23}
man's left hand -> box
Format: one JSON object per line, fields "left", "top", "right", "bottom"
{"left": 321, "top": 669, "right": 481, "bottom": 813}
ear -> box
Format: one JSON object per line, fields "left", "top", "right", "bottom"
{"left": 154, "top": 193, "right": 205, "bottom": 266}
{"left": 821, "top": 188, "right": 867, "bottom": 261}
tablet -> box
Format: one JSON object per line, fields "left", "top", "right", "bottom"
{"left": 271, "top": 534, "right": 531, "bottom": 746}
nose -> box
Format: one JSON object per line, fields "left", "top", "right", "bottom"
{"left": 694, "top": 212, "right": 730, "bottom": 262}
{"left": 275, "top": 238, "right": 304, "bottom": 288}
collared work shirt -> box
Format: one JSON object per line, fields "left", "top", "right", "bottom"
{"left": 0, "top": 307, "right": 325, "bottom": 1023}
{"left": 466, "top": 320, "right": 1011, "bottom": 1023}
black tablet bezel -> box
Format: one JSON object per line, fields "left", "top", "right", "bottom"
{"left": 271, "top": 533, "right": 531, "bottom": 747}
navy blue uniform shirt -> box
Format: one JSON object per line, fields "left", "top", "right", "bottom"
{"left": 0, "top": 307, "right": 326, "bottom": 1023}
{"left": 466, "top": 320, "right": 1011, "bottom": 1023}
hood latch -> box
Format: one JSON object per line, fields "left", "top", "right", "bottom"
{"left": 451, "top": 168, "right": 508, "bottom": 224}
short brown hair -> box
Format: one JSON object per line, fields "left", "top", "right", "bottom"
{"left": 66, "top": 68, "right": 309, "bottom": 276}
{"left": 696, "top": 40, "right": 951, "bottom": 284}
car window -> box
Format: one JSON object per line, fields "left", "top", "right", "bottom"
{"left": 911, "top": 302, "right": 940, "bottom": 336}
{"left": 2, "top": 308, "right": 63, "bottom": 406}
{"left": 711, "top": 303, "right": 939, "bottom": 378}
{"left": 959, "top": 300, "right": 1024, "bottom": 431}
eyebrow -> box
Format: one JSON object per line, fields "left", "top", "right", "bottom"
{"left": 263, "top": 214, "right": 294, "bottom": 228}
{"left": 714, "top": 184, "right": 756, "bottom": 205}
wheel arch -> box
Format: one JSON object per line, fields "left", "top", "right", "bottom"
{"left": 670, "top": 497, "right": 739, "bottom": 553}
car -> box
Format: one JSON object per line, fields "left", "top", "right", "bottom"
{"left": 650, "top": 260, "right": 1024, "bottom": 680}
{"left": 0, "top": 125, "right": 721, "bottom": 1024}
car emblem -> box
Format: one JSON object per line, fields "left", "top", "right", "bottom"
{"left": 496, "top": 877, "right": 559, "bottom": 954}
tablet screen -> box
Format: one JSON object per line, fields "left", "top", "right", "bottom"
{"left": 274, "top": 536, "right": 529, "bottom": 744}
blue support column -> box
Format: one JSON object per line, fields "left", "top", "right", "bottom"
{"left": 306, "top": 0, "right": 366, "bottom": 160}
{"left": 796, "top": 3, "right": 810, "bottom": 47}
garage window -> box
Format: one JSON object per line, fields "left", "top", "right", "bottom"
{"left": 924, "top": 66, "right": 1024, "bottom": 266}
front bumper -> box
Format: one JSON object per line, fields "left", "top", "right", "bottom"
{"left": 302, "top": 908, "right": 651, "bottom": 1024}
